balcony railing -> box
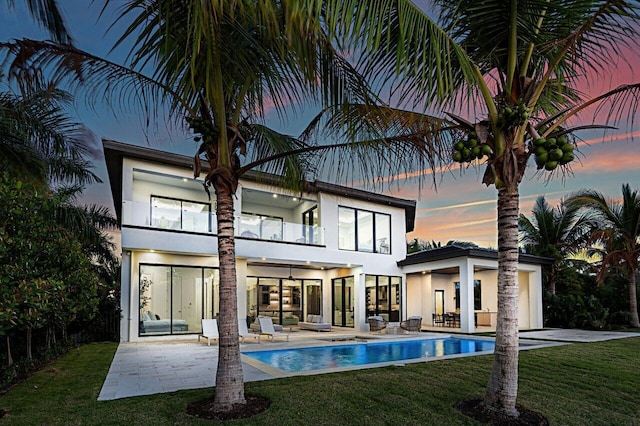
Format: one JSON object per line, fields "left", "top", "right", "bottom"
{"left": 122, "top": 200, "right": 324, "bottom": 245}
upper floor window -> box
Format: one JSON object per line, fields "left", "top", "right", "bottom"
{"left": 338, "top": 206, "right": 391, "bottom": 253}
{"left": 151, "top": 196, "right": 210, "bottom": 232}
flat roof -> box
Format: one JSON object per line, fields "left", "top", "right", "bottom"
{"left": 103, "top": 139, "right": 416, "bottom": 231}
{"left": 397, "top": 244, "right": 553, "bottom": 266}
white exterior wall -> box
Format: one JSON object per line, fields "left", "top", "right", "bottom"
{"left": 118, "top": 157, "right": 409, "bottom": 340}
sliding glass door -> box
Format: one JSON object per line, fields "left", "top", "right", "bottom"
{"left": 332, "top": 276, "right": 354, "bottom": 327}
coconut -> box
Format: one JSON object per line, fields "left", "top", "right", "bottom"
{"left": 561, "top": 143, "right": 574, "bottom": 153}
{"left": 560, "top": 152, "right": 574, "bottom": 164}
{"left": 535, "top": 138, "right": 546, "bottom": 146}
{"left": 535, "top": 146, "right": 548, "bottom": 156}
{"left": 481, "top": 144, "right": 492, "bottom": 155}
{"left": 452, "top": 151, "right": 462, "bottom": 162}
{"left": 549, "top": 148, "right": 564, "bottom": 161}
{"left": 455, "top": 141, "right": 465, "bottom": 151}
{"left": 537, "top": 152, "right": 549, "bottom": 163}
{"left": 545, "top": 161, "right": 558, "bottom": 170}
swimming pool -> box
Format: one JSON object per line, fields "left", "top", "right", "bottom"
{"left": 244, "top": 338, "right": 495, "bottom": 372}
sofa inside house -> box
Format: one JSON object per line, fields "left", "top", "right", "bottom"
{"left": 299, "top": 314, "right": 332, "bottom": 331}
{"left": 140, "top": 310, "right": 189, "bottom": 333}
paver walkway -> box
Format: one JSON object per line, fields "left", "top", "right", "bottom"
{"left": 519, "top": 328, "right": 640, "bottom": 342}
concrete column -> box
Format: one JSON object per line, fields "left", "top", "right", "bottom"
{"left": 120, "top": 250, "right": 132, "bottom": 342}
{"left": 459, "top": 259, "right": 475, "bottom": 333}
{"left": 355, "top": 270, "right": 366, "bottom": 331}
{"left": 530, "top": 267, "right": 544, "bottom": 329}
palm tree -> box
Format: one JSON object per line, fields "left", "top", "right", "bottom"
{"left": 567, "top": 184, "right": 640, "bottom": 327}
{"left": 5, "top": 0, "right": 72, "bottom": 44}
{"left": 311, "top": 0, "right": 640, "bottom": 418}
{"left": 519, "top": 196, "right": 596, "bottom": 295}
{"left": 0, "top": 81, "right": 99, "bottom": 187}
{"left": 1, "top": 2, "right": 438, "bottom": 413}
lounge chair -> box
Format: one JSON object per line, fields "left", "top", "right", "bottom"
{"left": 367, "top": 315, "right": 387, "bottom": 333}
{"left": 238, "top": 319, "right": 260, "bottom": 343}
{"left": 400, "top": 316, "right": 422, "bottom": 333}
{"left": 198, "top": 318, "right": 219, "bottom": 346}
{"left": 258, "top": 316, "right": 289, "bottom": 342}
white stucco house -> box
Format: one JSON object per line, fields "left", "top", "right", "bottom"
{"left": 103, "top": 140, "right": 549, "bottom": 342}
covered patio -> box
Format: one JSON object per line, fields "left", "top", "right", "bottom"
{"left": 399, "top": 245, "right": 550, "bottom": 333}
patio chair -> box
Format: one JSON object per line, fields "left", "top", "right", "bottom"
{"left": 238, "top": 318, "right": 260, "bottom": 343}
{"left": 198, "top": 318, "right": 219, "bottom": 346}
{"left": 367, "top": 316, "right": 387, "bottom": 333}
{"left": 400, "top": 316, "right": 422, "bottom": 333}
{"left": 432, "top": 313, "right": 445, "bottom": 326}
{"left": 258, "top": 316, "right": 289, "bottom": 342}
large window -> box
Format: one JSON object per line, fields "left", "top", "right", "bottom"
{"left": 338, "top": 207, "right": 391, "bottom": 253}
{"left": 365, "top": 275, "right": 401, "bottom": 322}
{"left": 454, "top": 280, "right": 482, "bottom": 311}
{"left": 139, "top": 264, "right": 219, "bottom": 336}
{"left": 151, "top": 196, "right": 210, "bottom": 232}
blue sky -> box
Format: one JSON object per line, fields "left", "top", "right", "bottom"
{"left": 2, "top": 2, "right": 638, "bottom": 248}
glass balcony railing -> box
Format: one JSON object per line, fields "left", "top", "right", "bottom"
{"left": 122, "top": 200, "right": 324, "bottom": 245}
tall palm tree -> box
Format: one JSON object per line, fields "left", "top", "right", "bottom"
{"left": 1, "top": 1, "right": 439, "bottom": 413}
{"left": 519, "top": 196, "right": 596, "bottom": 295}
{"left": 567, "top": 184, "right": 640, "bottom": 327}
{"left": 311, "top": 0, "right": 640, "bottom": 418}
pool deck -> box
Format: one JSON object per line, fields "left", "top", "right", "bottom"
{"left": 97, "top": 327, "right": 637, "bottom": 401}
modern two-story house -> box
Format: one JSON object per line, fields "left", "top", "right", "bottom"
{"left": 104, "top": 140, "right": 547, "bottom": 342}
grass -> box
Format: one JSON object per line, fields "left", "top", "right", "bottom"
{"left": 0, "top": 338, "right": 639, "bottom": 425}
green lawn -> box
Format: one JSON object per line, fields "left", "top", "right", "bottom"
{"left": 1, "top": 338, "right": 639, "bottom": 425}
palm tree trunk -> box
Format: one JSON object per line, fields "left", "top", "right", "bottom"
{"left": 629, "top": 268, "right": 640, "bottom": 328}
{"left": 213, "top": 183, "right": 246, "bottom": 411}
{"left": 6, "top": 336, "right": 13, "bottom": 366}
{"left": 484, "top": 184, "right": 520, "bottom": 417}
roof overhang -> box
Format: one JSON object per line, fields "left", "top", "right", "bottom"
{"left": 397, "top": 245, "right": 554, "bottom": 267}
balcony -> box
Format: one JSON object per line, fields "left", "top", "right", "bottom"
{"left": 121, "top": 200, "right": 324, "bottom": 245}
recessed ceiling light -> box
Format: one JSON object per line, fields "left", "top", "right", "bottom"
{"left": 306, "top": 260, "right": 310, "bottom": 264}
{"left": 321, "top": 267, "right": 325, "bottom": 270}
{"left": 292, "top": 197, "right": 298, "bottom": 201}
{"left": 347, "top": 263, "right": 351, "bottom": 267}
{"left": 182, "top": 178, "right": 188, "bottom": 182}
{"left": 261, "top": 257, "right": 266, "bottom": 261}
{"left": 272, "top": 194, "right": 278, "bottom": 198}
{"left": 150, "top": 249, "right": 155, "bottom": 253}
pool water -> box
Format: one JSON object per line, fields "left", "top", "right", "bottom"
{"left": 244, "top": 338, "right": 495, "bottom": 372}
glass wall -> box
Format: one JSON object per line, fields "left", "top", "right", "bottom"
{"left": 239, "top": 213, "right": 283, "bottom": 240}
{"left": 151, "top": 196, "right": 210, "bottom": 232}
{"left": 139, "top": 264, "right": 219, "bottom": 336}
{"left": 247, "top": 276, "right": 320, "bottom": 325}
{"left": 338, "top": 207, "right": 391, "bottom": 254}
{"left": 454, "top": 280, "right": 482, "bottom": 311}
{"left": 365, "top": 275, "right": 401, "bottom": 322}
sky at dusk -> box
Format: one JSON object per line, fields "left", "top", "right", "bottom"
{"left": 1, "top": 1, "right": 638, "bottom": 248}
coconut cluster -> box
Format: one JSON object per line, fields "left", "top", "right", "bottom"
{"left": 532, "top": 134, "right": 574, "bottom": 170}
{"left": 497, "top": 99, "right": 531, "bottom": 130}
{"left": 186, "top": 116, "right": 218, "bottom": 142}
{"left": 451, "top": 132, "right": 493, "bottom": 163}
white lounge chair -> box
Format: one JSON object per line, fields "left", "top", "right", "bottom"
{"left": 198, "top": 318, "right": 219, "bottom": 346}
{"left": 238, "top": 319, "right": 260, "bottom": 343}
{"left": 258, "top": 316, "right": 289, "bottom": 342}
